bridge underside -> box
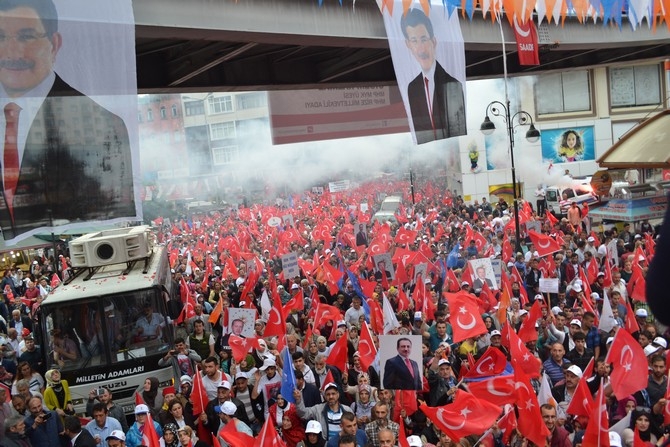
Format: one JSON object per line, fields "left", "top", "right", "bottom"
{"left": 134, "top": 0, "right": 670, "bottom": 93}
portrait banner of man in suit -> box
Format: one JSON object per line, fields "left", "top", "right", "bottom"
{"left": 380, "top": 334, "right": 423, "bottom": 391}
{"left": 468, "top": 258, "right": 498, "bottom": 291}
{"left": 0, "top": 0, "right": 139, "bottom": 244}
{"left": 382, "top": 2, "right": 466, "bottom": 145}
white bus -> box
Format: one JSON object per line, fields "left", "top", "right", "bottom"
{"left": 39, "top": 226, "right": 174, "bottom": 416}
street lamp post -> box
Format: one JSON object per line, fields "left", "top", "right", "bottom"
{"left": 480, "top": 100, "right": 540, "bottom": 254}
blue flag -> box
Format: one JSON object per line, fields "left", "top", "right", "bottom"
{"left": 281, "top": 347, "right": 297, "bottom": 403}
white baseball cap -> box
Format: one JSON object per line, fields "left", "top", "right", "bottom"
{"left": 407, "top": 435, "right": 423, "bottom": 447}
{"left": 217, "top": 380, "right": 231, "bottom": 389}
{"left": 653, "top": 337, "right": 668, "bottom": 349}
{"left": 259, "top": 359, "right": 276, "bottom": 371}
{"left": 635, "top": 308, "right": 649, "bottom": 318}
{"left": 570, "top": 319, "right": 582, "bottom": 327}
{"left": 106, "top": 430, "right": 126, "bottom": 441}
{"left": 134, "top": 404, "right": 150, "bottom": 414}
{"left": 565, "top": 365, "right": 583, "bottom": 379}
{"left": 305, "top": 420, "right": 322, "bottom": 434}
{"left": 490, "top": 330, "right": 501, "bottom": 337}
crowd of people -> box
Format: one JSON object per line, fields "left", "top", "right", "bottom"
{"left": 0, "top": 179, "right": 665, "bottom": 447}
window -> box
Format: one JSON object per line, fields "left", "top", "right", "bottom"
{"left": 147, "top": 109, "right": 153, "bottom": 122}
{"left": 184, "top": 101, "right": 204, "bottom": 116}
{"left": 237, "top": 93, "right": 267, "bottom": 110}
{"left": 208, "top": 96, "right": 233, "bottom": 114}
{"left": 536, "top": 71, "right": 591, "bottom": 115}
{"left": 210, "top": 122, "right": 236, "bottom": 140}
{"left": 171, "top": 104, "right": 178, "bottom": 118}
{"left": 212, "top": 145, "right": 239, "bottom": 165}
{"left": 610, "top": 65, "right": 661, "bottom": 108}
{"left": 137, "top": 112, "right": 142, "bottom": 123}
{"left": 160, "top": 106, "right": 167, "bottom": 119}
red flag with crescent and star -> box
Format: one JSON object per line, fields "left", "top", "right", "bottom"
{"left": 528, "top": 231, "right": 562, "bottom": 257}
{"left": 466, "top": 375, "right": 516, "bottom": 406}
{"left": 605, "top": 327, "right": 648, "bottom": 399}
{"left": 358, "top": 322, "right": 378, "bottom": 372}
{"left": 443, "top": 292, "right": 488, "bottom": 343}
{"left": 463, "top": 347, "right": 508, "bottom": 379}
{"left": 419, "top": 391, "right": 502, "bottom": 440}
{"left": 514, "top": 367, "right": 550, "bottom": 446}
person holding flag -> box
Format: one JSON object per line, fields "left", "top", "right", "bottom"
{"left": 125, "top": 404, "right": 163, "bottom": 447}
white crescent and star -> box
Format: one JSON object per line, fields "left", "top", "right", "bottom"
{"left": 486, "top": 379, "right": 511, "bottom": 396}
{"left": 437, "top": 407, "right": 467, "bottom": 431}
{"left": 620, "top": 345, "right": 634, "bottom": 372}
{"left": 476, "top": 356, "right": 494, "bottom": 375}
{"left": 457, "top": 313, "right": 478, "bottom": 331}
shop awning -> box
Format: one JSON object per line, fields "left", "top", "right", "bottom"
{"left": 597, "top": 110, "right": 670, "bottom": 169}
{"left": 588, "top": 195, "right": 668, "bottom": 222}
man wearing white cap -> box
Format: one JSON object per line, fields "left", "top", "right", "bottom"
{"left": 551, "top": 365, "right": 582, "bottom": 410}
{"left": 252, "top": 358, "right": 282, "bottom": 419}
{"left": 204, "top": 380, "right": 250, "bottom": 435}
{"left": 215, "top": 401, "right": 252, "bottom": 447}
{"left": 105, "top": 430, "right": 126, "bottom": 447}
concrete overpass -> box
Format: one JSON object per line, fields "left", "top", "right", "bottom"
{"left": 133, "top": 0, "right": 670, "bottom": 93}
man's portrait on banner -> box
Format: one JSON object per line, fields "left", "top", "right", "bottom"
{"left": 382, "top": 4, "right": 466, "bottom": 146}
{"left": 0, "top": 0, "right": 138, "bottom": 243}
{"left": 379, "top": 334, "right": 423, "bottom": 391}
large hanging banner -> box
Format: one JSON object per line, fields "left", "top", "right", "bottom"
{"left": 382, "top": 2, "right": 466, "bottom": 145}
{"left": 0, "top": 0, "right": 139, "bottom": 244}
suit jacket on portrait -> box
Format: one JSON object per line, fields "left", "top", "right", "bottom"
{"left": 383, "top": 354, "right": 422, "bottom": 390}
{"left": 0, "top": 75, "right": 135, "bottom": 240}
{"left": 407, "top": 62, "right": 466, "bottom": 145}
{"left": 73, "top": 429, "right": 97, "bottom": 447}
{"left": 473, "top": 277, "right": 494, "bottom": 291}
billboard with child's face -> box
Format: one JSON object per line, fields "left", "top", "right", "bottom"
{"left": 541, "top": 126, "right": 595, "bottom": 164}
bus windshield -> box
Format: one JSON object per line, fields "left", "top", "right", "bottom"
{"left": 42, "top": 287, "right": 170, "bottom": 372}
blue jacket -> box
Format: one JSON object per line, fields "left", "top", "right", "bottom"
{"left": 24, "top": 409, "right": 63, "bottom": 447}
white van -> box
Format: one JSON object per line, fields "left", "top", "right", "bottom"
{"left": 546, "top": 177, "right": 599, "bottom": 216}
{"left": 372, "top": 196, "right": 402, "bottom": 224}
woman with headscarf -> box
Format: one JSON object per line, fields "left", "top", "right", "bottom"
{"left": 139, "top": 377, "right": 163, "bottom": 417}
{"left": 621, "top": 407, "right": 659, "bottom": 446}
{"left": 176, "top": 426, "right": 208, "bottom": 447}
{"left": 268, "top": 394, "right": 304, "bottom": 447}
{"left": 160, "top": 423, "right": 179, "bottom": 447}
{"left": 611, "top": 395, "right": 637, "bottom": 424}
{"left": 43, "top": 369, "right": 73, "bottom": 420}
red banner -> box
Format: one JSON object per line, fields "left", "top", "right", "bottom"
{"left": 513, "top": 19, "right": 540, "bottom": 66}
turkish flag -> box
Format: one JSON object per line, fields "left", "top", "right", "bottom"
{"left": 586, "top": 259, "right": 600, "bottom": 285}
{"left": 395, "top": 227, "right": 417, "bottom": 245}
{"left": 443, "top": 292, "right": 488, "bottom": 343}
{"left": 398, "top": 413, "right": 410, "bottom": 447}
{"left": 358, "top": 322, "right": 378, "bottom": 372}
{"left": 623, "top": 298, "right": 641, "bottom": 334}
{"left": 446, "top": 268, "right": 461, "bottom": 293}
{"left": 466, "top": 375, "right": 517, "bottom": 406}
{"left": 419, "top": 391, "right": 502, "bottom": 440}
{"left": 191, "top": 369, "right": 208, "bottom": 416}
{"left": 498, "top": 409, "right": 517, "bottom": 445}
{"left": 219, "top": 419, "right": 255, "bottom": 446}
{"left": 134, "top": 391, "right": 144, "bottom": 406}
{"left": 313, "top": 303, "right": 342, "bottom": 330}
{"left": 528, "top": 231, "right": 561, "bottom": 257}
{"left": 393, "top": 390, "right": 419, "bottom": 423}
{"left": 664, "top": 371, "right": 670, "bottom": 425}
{"left": 602, "top": 253, "right": 613, "bottom": 288}
{"left": 142, "top": 414, "right": 161, "bottom": 447}
{"left": 285, "top": 289, "right": 304, "bottom": 313}
{"left": 368, "top": 299, "right": 385, "bottom": 335}
{"left": 508, "top": 324, "right": 542, "bottom": 378}
{"left": 565, "top": 373, "right": 594, "bottom": 417}
{"left": 321, "top": 262, "right": 344, "bottom": 296}
{"left": 264, "top": 292, "right": 287, "bottom": 339}
{"left": 320, "top": 369, "right": 336, "bottom": 392}
{"left": 545, "top": 210, "right": 559, "bottom": 226}
{"left": 628, "top": 263, "right": 647, "bottom": 302}
{"left": 229, "top": 335, "right": 260, "bottom": 363}
{"left": 582, "top": 380, "right": 610, "bottom": 447}
{"left": 509, "top": 266, "right": 529, "bottom": 305}
{"left": 464, "top": 347, "right": 508, "bottom": 379}
{"left": 254, "top": 417, "right": 287, "bottom": 447}
{"left": 514, "top": 367, "right": 550, "bottom": 446}
{"left": 479, "top": 282, "right": 497, "bottom": 313}
{"left": 501, "top": 237, "right": 513, "bottom": 263}
{"left": 518, "top": 299, "right": 544, "bottom": 343}
{"left": 326, "top": 330, "right": 349, "bottom": 372}
{"left": 606, "top": 328, "right": 648, "bottom": 399}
